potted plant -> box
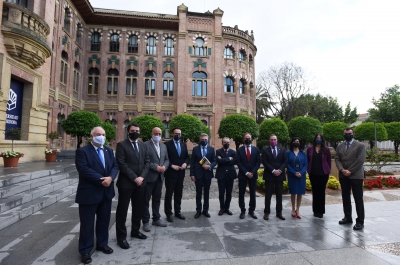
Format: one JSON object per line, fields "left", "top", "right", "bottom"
{"left": 2, "top": 128, "right": 23, "bottom": 167}
{"left": 48, "top": 131, "right": 60, "bottom": 148}
{"left": 44, "top": 149, "right": 60, "bottom": 162}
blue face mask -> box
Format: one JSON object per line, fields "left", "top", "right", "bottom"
{"left": 315, "top": 139, "right": 322, "bottom": 144}
{"left": 200, "top": 140, "right": 208, "bottom": 146}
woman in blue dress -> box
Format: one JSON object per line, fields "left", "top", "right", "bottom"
{"left": 286, "top": 137, "right": 308, "bottom": 219}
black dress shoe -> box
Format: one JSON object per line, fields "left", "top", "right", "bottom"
{"left": 263, "top": 214, "right": 269, "bottom": 220}
{"left": 218, "top": 209, "right": 224, "bottom": 216}
{"left": 96, "top": 245, "right": 113, "bottom": 254}
{"left": 167, "top": 216, "right": 174, "bottom": 222}
{"left": 81, "top": 254, "right": 92, "bottom": 264}
{"left": 276, "top": 214, "right": 285, "bottom": 220}
{"left": 202, "top": 211, "right": 211, "bottom": 218}
{"left": 117, "top": 240, "right": 130, "bottom": 249}
{"left": 318, "top": 213, "right": 323, "bottom": 218}
{"left": 225, "top": 209, "right": 233, "bottom": 215}
{"left": 249, "top": 212, "right": 258, "bottom": 219}
{"left": 314, "top": 213, "right": 319, "bottom": 217}
{"left": 175, "top": 212, "right": 186, "bottom": 220}
{"left": 353, "top": 223, "right": 364, "bottom": 230}
{"left": 240, "top": 212, "right": 245, "bottom": 219}
{"left": 131, "top": 231, "right": 147, "bottom": 239}
{"left": 339, "top": 218, "right": 353, "bottom": 224}
{"left": 194, "top": 212, "right": 201, "bottom": 219}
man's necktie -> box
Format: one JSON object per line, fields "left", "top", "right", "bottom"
{"left": 175, "top": 141, "right": 181, "bottom": 156}
{"left": 97, "top": 147, "right": 105, "bottom": 168}
{"left": 346, "top": 142, "right": 350, "bottom": 153}
{"left": 155, "top": 143, "right": 160, "bottom": 158}
{"left": 246, "top": 146, "right": 250, "bottom": 161}
{"left": 133, "top": 141, "right": 139, "bottom": 157}
{"left": 272, "top": 148, "right": 277, "bottom": 159}
{"left": 225, "top": 149, "right": 228, "bottom": 156}
{"left": 202, "top": 147, "right": 206, "bottom": 157}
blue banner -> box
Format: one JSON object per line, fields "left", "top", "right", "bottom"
{"left": 5, "top": 79, "right": 24, "bottom": 139}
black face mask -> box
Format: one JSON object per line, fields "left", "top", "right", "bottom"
{"left": 293, "top": 143, "right": 300, "bottom": 148}
{"left": 244, "top": 139, "right": 251, "bottom": 145}
{"left": 173, "top": 134, "right": 181, "bottom": 141}
{"left": 223, "top": 143, "right": 229, "bottom": 149}
{"left": 129, "top": 132, "right": 140, "bottom": 140}
{"left": 344, "top": 134, "right": 353, "bottom": 141}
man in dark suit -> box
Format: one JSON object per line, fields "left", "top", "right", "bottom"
{"left": 75, "top": 126, "right": 119, "bottom": 264}
{"left": 115, "top": 123, "right": 150, "bottom": 250}
{"left": 216, "top": 137, "right": 237, "bottom": 216}
{"left": 190, "top": 133, "right": 217, "bottom": 218}
{"left": 164, "top": 127, "right": 190, "bottom": 222}
{"left": 237, "top": 132, "right": 261, "bottom": 219}
{"left": 261, "top": 134, "right": 287, "bottom": 221}
{"left": 335, "top": 127, "right": 366, "bottom": 230}
{"left": 142, "top": 127, "right": 169, "bottom": 231}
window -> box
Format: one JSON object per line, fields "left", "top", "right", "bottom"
{"left": 60, "top": 51, "right": 68, "bottom": 84}
{"left": 238, "top": 50, "right": 245, "bottom": 61}
{"left": 163, "top": 121, "right": 170, "bottom": 139}
{"left": 57, "top": 113, "right": 65, "bottom": 136}
{"left": 126, "top": 69, "right": 138, "bottom": 95}
{"left": 163, "top": 72, "right": 174, "bottom": 97}
{"left": 124, "top": 120, "right": 130, "bottom": 139}
{"left": 88, "top": 68, "right": 99, "bottom": 94}
{"left": 63, "top": 8, "right": 71, "bottom": 32}
{"left": 239, "top": 79, "right": 245, "bottom": 94}
{"left": 224, "top": 47, "right": 234, "bottom": 59}
{"left": 249, "top": 54, "right": 254, "bottom": 64}
{"left": 110, "top": 34, "right": 119, "bottom": 52}
{"left": 128, "top": 35, "right": 138, "bottom": 53}
{"left": 194, "top": 38, "right": 206, "bottom": 56}
{"left": 8, "top": 0, "right": 28, "bottom": 7}
{"left": 73, "top": 62, "right": 80, "bottom": 92}
{"left": 146, "top": 37, "right": 156, "bottom": 55}
{"left": 91, "top": 32, "right": 101, "bottom": 51}
{"left": 107, "top": 69, "right": 119, "bottom": 95}
{"left": 144, "top": 70, "right": 156, "bottom": 96}
{"left": 224, "top": 77, "right": 234, "bottom": 93}
{"left": 164, "top": 38, "right": 174, "bottom": 56}
{"left": 192, "top": 71, "right": 207, "bottom": 97}
{"left": 76, "top": 23, "right": 83, "bottom": 45}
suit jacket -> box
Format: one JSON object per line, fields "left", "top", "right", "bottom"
{"left": 236, "top": 145, "right": 261, "bottom": 180}
{"left": 306, "top": 146, "right": 331, "bottom": 175}
{"left": 261, "top": 146, "right": 287, "bottom": 181}
{"left": 116, "top": 139, "right": 150, "bottom": 188}
{"left": 164, "top": 139, "right": 190, "bottom": 179}
{"left": 286, "top": 150, "right": 308, "bottom": 177}
{"left": 215, "top": 148, "right": 237, "bottom": 180}
{"left": 335, "top": 140, "right": 366, "bottom": 179}
{"left": 190, "top": 145, "right": 217, "bottom": 180}
{"left": 75, "top": 144, "right": 119, "bottom": 204}
{"left": 144, "top": 140, "right": 169, "bottom": 182}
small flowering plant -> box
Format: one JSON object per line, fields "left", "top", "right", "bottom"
{"left": 44, "top": 149, "right": 61, "bottom": 154}
{"left": 0, "top": 151, "right": 24, "bottom": 158}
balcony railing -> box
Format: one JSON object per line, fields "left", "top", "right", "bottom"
{"left": 222, "top": 26, "right": 254, "bottom": 43}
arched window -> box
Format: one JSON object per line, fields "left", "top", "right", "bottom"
{"left": 91, "top": 32, "right": 101, "bottom": 51}
{"left": 107, "top": 69, "right": 119, "bottom": 95}
{"left": 146, "top": 37, "right": 156, "bottom": 55}
{"left": 202, "top": 120, "right": 207, "bottom": 126}
{"left": 249, "top": 54, "right": 254, "bottom": 64}
{"left": 224, "top": 47, "right": 234, "bottom": 59}
{"left": 76, "top": 23, "right": 83, "bottom": 45}
{"left": 239, "top": 79, "right": 245, "bottom": 94}
{"left": 57, "top": 113, "right": 65, "bottom": 136}
{"left": 163, "top": 72, "right": 174, "bottom": 97}
{"left": 63, "top": 8, "right": 71, "bottom": 32}
{"left": 88, "top": 68, "right": 99, "bottom": 94}
{"left": 60, "top": 51, "right": 68, "bottom": 84}
{"left": 194, "top": 38, "right": 206, "bottom": 56}
{"left": 73, "top": 62, "right": 80, "bottom": 92}
{"left": 126, "top": 69, "right": 138, "bottom": 95}
{"left": 144, "top": 70, "right": 156, "bottom": 96}
{"left": 128, "top": 35, "right": 138, "bottom": 53}
{"left": 163, "top": 120, "right": 170, "bottom": 139}
{"left": 224, "top": 77, "right": 234, "bottom": 93}
{"left": 164, "top": 38, "right": 174, "bottom": 56}
{"left": 110, "top": 34, "right": 119, "bottom": 52}
{"left": 192, "top": 71, "right": 207, "bottom": 97}
{"left": 238, "top": 50, "right": 245, "bottom": 61}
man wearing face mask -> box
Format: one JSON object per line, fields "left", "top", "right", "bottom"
{"left": 75, "top": 126, "right": 119, "bottom": 264}
{"left": 335, "top": 128, "right": 366, "bottom": 231}
{"left": 142, "top": 127, "right": 169, "bottom": 231}
{"left": 236, "top": 132, "right": 261, "bottom": 219}
{"left": 190, "top": 133, "right": 217, "bottom": 218}
{"left": 216, "top": 137, "right": 237, "bottom": 216}
{"left": 261, "top": 134, "right": 288, "bottom": 221}
{"left": 164, "top": 128, "right": 190, "bottom": 222}
{"left": 115, "top": 123, "right": 150, "bottom": 250}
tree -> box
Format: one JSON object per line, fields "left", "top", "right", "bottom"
{"left": 5, "top": 128, "right": 21, "bottom": 151}
{"left": 48, "top": 131, "right": 60, "bottom": 148}
{"left": 343, "top": 102, "right": 358, "bottom": 124}
{"left": 131, "top": 115, "right": 165, "bottom": 142}
{"left": 255, "top": 84, "right": 272, "bottom": 124}
{"left": 368, "top": 85, "right": 400, "bottom": 122}
{"left": 168, "top": 114, "right": 207, "bottom": 144}
{"left": 257, "top": 62, "right": 314, "bottom": 122}
{"left": 287, "top": 117, "right": 322, "bottom": 149}
{"left": 322, "top": 121, "right": 348, "bottom": 150}
{"left": 218, "top": 114, "right": 259, "bottom": 149}
{"left": 384, "top": 122, "right": 400, "bottom": 155}
{"left": 61, "top": 110, "right": 102, "bottom": 149}
{"left": 259, "top": 118, "right": 289, "bottom": 147}
{"left": 102, "top": 121, "right": 116, "bottom": 144}
{"left": 354, "top": 122, "right": 388, "bottom": 149}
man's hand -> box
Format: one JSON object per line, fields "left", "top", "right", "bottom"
{"left": 218, "top": 156, "right": 221, "bottom": 159}
{"left": 191, "top": 176, "right": 196, "bottom": 181}
{"left": 342, "top": 169, "right": 351, "bottom": 177}
{"left": 247, "top": 172, "right": 253, "bottom": 178}
{"left": 295, "top": 172, "right": 301, "bottom": 178}
{"left": 202, "top": 164, "right": 210, "bottom": 170}
{"left": 180, "top": 163, "right": 187, "bottom": 170}
{"left": 134, "top": 176, "right": 144, "bottom": 186}
{"left": 172, "top": 165, "right": 180, "bottom": 171}
{"left": 156, "top": 165, "right": 166, "bottom": 173}
{"left": 273, "top": 170, "right": 282, "bottom": 176}
{"left": 100, "top": 176, "right": 113, "bottom": 187}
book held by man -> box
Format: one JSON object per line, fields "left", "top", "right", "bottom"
{"left": 199, "top": 156, "right": 211, "bottom": 165}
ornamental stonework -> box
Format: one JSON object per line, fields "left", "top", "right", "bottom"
{"left": 188, "top": 17, "right": 212, "bottom": 32}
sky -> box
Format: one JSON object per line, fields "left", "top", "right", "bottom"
{"left": 90, "top": 0, "right": 400, "bottom": 114}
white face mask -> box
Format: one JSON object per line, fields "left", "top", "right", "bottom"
{"left": 152, "top": 135, "right": 161, "bottom": 143}
{"left": 93, "top": 135, "right": 106, "bottom": 146}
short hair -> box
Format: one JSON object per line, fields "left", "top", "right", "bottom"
{"left": 200, "top": 133, "right": 209, "bottom": 138}
{"left": 344, "top": 127, "right": 354, "bottom": 133}
{"left": 171, "top": 127, "right": 181, "bottom": 134}
{"left": 127, "top": 123, "right": 140, "bottom": 132}
{"left": 269, "top": 134, "right": 277, "bottom": 139}
{"left": 91, "top": 126, "right": 104, "bottom": 136}
{"left": 243, "top": 132, "right": 251, "bottom": 138}
{"left": 221, "top": 137, "right": 230, "bottom": 143}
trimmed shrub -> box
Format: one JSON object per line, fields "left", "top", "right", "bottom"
{"left": 327, "top": 176, "right": 340, "bottom": 189}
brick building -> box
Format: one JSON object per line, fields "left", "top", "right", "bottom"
{"left": 0, "top": 0, "right": 256, "bottom": 162}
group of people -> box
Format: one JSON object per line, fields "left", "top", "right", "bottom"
{"left": 74, "top": 125, "right": 366, "bottom": 264}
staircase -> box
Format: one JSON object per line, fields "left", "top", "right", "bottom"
{"left": 0, "top": 163, "right": 78, "bottom": 230}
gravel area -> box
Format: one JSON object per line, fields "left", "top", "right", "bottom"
{"left": 364, "top": 243, "right": 400, "bottom": 256}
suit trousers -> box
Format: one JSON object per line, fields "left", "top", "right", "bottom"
{"left": 116, "top": 185, "right": 144, "bottom": 240}
{"left": 264, "top": 179, "right": 283, "bottom": 215}
{"left": 195, "top": 177, "right": 212, "bottom": 212}
{"left": 309, "top": 174, "right": 329, "bottom": 214}
{"left": 78, "top": 193, "right": 112, "bottom": 255}
{"left": 142, "top": 175, "right": 163, "bottom": 224}
{"left": 339, "top": 177, "right": 365, "bottom": 224}
{"left": 238, "top": 177, "right": 256, "bottom": 213}
{"left": 164, "top": 177, "right": 184, "bottom": 216}
{"left": 217, "top": 176, "right": 234, "bottom": 210}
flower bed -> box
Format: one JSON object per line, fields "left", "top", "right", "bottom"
{"left": 363, "top": 176, "right": 400, "bottom": 190}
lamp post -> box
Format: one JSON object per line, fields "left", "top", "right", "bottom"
{"left": 374, "top": 120, "right": 377, "bottom": 154}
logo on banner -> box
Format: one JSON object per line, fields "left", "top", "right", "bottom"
{"left": 7, "top": 89, "right": 17, "bottom": 111}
